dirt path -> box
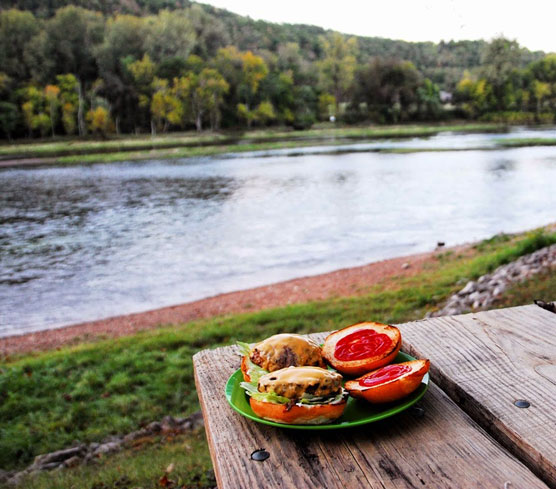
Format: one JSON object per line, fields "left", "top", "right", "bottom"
{"left": 0, "top": 247, "right": 459, "bottom": 357}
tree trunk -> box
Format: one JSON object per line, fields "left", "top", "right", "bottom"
{"left": 77, "top": 79, "right": 87, "bottom": 137}
{"left": 196, "top": 112, "right": 202, "bottom": 132}
{"left": 50, "top": 105, "right": 55, "bottom": 138}
{"left": 151, "top": 119, "right": 156, "bottom": 136}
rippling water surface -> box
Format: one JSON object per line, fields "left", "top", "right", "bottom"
{"left": 1, "top": 129, "right": 556, "bottom": 336}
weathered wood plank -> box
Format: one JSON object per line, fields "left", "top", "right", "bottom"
{"left": 193, "top": 340, "right": 549, "bottom": 489}
{"left": 399, "top": 304, "right": 556, "bottom": 488}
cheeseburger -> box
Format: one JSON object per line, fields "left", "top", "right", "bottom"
{"left": 238, "top": 333, "right": 325, "bottom": 382}
{"left": 241, "top": 366, "right": 347, "bottom": 425}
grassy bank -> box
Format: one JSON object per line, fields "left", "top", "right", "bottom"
{"left": 1, "top": 228, "right": 555, "bottom": 478}
{"left": 0, "top": 122, "right": 510, "bottom": 165}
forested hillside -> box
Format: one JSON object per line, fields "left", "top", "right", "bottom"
{"left": 0, "top": 1, "right": 554, "bottom": 139}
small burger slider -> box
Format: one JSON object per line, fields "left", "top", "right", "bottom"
{"left": 237, "top": 333, "right": 325, "bottom": 382}
{"left": 241, "top": 366, "right": 348, "bottom": 425}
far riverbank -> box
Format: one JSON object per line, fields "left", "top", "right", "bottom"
{"left": 0, "top": 122, "right": 543, "bottom": 167}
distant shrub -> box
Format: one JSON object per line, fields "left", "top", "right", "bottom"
{"left": 479, "top": 111, "right": 536, "bottom": 124}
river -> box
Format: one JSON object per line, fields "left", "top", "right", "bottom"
{"left": 1, "top": 128, "right": 555, "bottom": 336}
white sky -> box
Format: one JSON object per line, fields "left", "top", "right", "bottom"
{"left": 200, "top": 0, "right": 556, "bottom": 53}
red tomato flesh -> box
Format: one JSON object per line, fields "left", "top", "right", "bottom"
{"left": 334, "top": 329, "right": 393, "bottom": 361}
{"left": 358, "top": 364, "right": 412, "bottom": 387}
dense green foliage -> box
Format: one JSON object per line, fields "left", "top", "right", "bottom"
{"left": 1, "top": 229, "right": 554, "bottom": 472}
{"left": 0, "top": 3, "right": 550, "bottom": 139}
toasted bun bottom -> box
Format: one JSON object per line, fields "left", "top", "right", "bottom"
{"left": 249, "top": 398, "right": 346, "bottom": 425}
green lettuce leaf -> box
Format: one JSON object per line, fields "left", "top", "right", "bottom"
{"left": 236, "top": 341, "right": 268, "bottom": 383}
{"left": 240, "top": 381, "right": 289, "bottom": 404}
{"left": 236, "top": 341, "right": 252, "bottom": 357}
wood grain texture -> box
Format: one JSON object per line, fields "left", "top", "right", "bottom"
{"left": 193, "top": 338, "right": 548, "bottom": 489}
{"left": 399, "top": 304, "right": 556, "bottom": 488}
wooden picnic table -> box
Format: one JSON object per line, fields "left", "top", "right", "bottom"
{"left": 193, "top": 304, "right": 556, "bottom": 489}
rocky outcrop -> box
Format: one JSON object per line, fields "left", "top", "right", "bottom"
{"left": 430, "top": 244, "right": 556, "bottom": 317}
{"left": 4, "top": 411, "right": 204, "bottom": 486}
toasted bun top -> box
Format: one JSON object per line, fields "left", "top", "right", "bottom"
{"left": 250, "top": 334, "right": 324, "bottom": 371}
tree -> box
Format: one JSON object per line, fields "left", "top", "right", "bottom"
{"left": 95, "top": 14, "right": 147, "bottom": 134}
{"left": 34, "top": 7, "right": 104, "bottom": 136}
{"left": 144, "top": 9, "right": 196, "bottom": 63}
{"left": 0, "top": 102, "right": 19, "bottom": 140}
{"left": 240, "top": 51, "right": 268, "bottom": 103}
{"left": 318, "top": 93, "right": 336, "bottom": 120}
{"left": 56, "top": 74, "right": 79, "bottom": 135}
{"left": 44, "top": 85, "right": 60, "bottom": 137}
{"left": 480, "top": 37, "right": 522, "bottom": 110}
{"left": 0, "top": 9, "right": 40, "bottom": 81}
{"left": 455, "top": 74, "right": 494, "bottom": 117}
{"left": 172, "top": 68, "right": 229, "bottom": 131}
{"left": 417, "top": 79, "right": 442, "bottom": 120}
{"left": 199, "top": 68, "right": 229, "bottom": 131}
{"left": 317, "top": 32, "right": 358, "bottom": 112}
{"left": 235, "top": 51, "right": 269, "bottom": 127}
{"left": 353, "top": 58, "right": 422, "bottom": 122}
{"left": 531, "top": 80, "right": 550, "bottom": 116}
{"left": 128, "top": 54, "right": 156, "bottom": 134}
{"left": 20, "top": 85, "right": 49, "bottom": 137}
{"left": 188, "top": 4, "right": 229, "bottom": 59}
{"left": 150, "top": 78, "right": 182, "bottom": 132}
{"left": 86, "top": 106, "right": 115, "bottom": 137}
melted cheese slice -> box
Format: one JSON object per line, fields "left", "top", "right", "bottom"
{"left": 261, "top": 366, "right": 341, "bottom": 384}
{"left": 254, "top": 333, "right": 319, "bottom": 358}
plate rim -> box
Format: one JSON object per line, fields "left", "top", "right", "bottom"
{"left": 225, "top": 351, "right": 429, "bottom": 430}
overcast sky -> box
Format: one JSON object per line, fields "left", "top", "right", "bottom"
{"left": 200, "top": 0, "right": 556, "bottom": 53}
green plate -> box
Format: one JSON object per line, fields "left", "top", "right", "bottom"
{"left": 225, "top": 351, "right": 429, "bottom": 430}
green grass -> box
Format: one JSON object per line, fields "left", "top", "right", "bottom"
{"left": 498, "top": 137, "right": 556, "bottom": 148}
{"left": 11, "top": 429, "right": 215, "bottom": 489}
{"left": 0, "top": 122, "right": 508, "bottom": 163}
{"left": 1, "top": 228, "right": 554, "bottom": 475}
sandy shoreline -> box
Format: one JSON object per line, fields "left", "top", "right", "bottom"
{"left": 0, "top": 247, "right": 458, "bottom": 357}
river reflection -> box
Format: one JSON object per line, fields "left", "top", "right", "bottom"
{"left": 1, "top": 143, "right": 555, "bottom": 336}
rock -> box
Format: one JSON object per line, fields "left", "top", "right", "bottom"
{"left": 32, "top": 445, "right": 86, "bottom": 468}
{"left": 6, "top": 470, "right": 29, "bottom": 486}
{"left": 93, "top": 441, "right": 121, "bottom": 456}
{"left": 459, "top": 281, "right": 476, "bottom": 295}
{"left": 188, "top": 411, "right": 204, "bottom": 430}
{"left": 0, "top": 470, "right": 12, "bottom": 483}
{"left": 63, "top": 456, "right": 81, "bottom": 468}
{"left": 123, "top": 429, "right": 149, "bottom": 443}
{"left": 468, "top": 291, "right": 481, "bottom": 303}
{"left": 146, "top": 421, "right": 162, "bottom": 433}
{"left": 161, "top": 416, "right": 178, "bottom": 430}
{"left": 401, "top": 262, "right": 410, "bottom": 270}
